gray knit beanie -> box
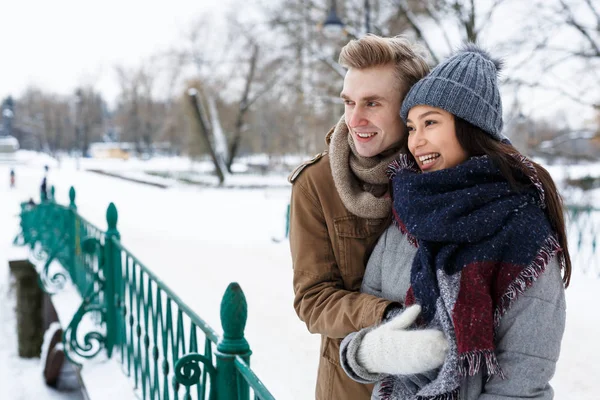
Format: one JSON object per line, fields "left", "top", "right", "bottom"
{"left": 401, "top": 43, "right": 506, "bottom": 141}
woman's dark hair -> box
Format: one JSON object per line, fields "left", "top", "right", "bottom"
{"left": 399, "top": 116, "right": 572, "bottom": 287}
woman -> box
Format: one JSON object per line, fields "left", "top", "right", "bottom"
{"left": 340, "top": 44, "right": 571, "bottom": 399}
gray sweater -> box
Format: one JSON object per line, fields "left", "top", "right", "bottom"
{"left": 340, "top": 225, "right": 566, "bottom": 399}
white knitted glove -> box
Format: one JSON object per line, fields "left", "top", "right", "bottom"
{"left": 357, "top": 305, "right": 449, "bottom": 375}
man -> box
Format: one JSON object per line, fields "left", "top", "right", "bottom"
{"left": 289, "top": 35, "right": 430, "bottom": 400}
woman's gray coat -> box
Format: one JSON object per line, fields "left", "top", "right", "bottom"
{"left": 340, "top": 225, "right": 566, "bottom": 399}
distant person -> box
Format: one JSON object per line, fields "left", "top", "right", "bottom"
{"left": 10, "top": 168, "right": 15, "bottom": 188}
{"left": 41, "top": 165, "right": 49, "bottom": 201}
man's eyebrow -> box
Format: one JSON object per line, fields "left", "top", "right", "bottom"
{"left": 340, "top": 93, "right": 386, "bottom": 102}
{"left": 363, "top": 95, "right": 385, "bottom": 102}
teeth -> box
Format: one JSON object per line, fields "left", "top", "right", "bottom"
{"left": 356, "top": 132, "right": 376, "bottom": 138}
{"left": 418, "top": 153, "right": 440, "bottom": 164}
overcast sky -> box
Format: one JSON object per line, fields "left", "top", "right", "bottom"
{"left": 0, "top": 1, "right": 594, "bottom": 129}
{"left": 0, "top": 0, "right": 235, "bottom": 106}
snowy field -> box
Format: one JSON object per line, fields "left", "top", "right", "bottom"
{"left": 1, "top": 152, "right": 599, "bottom": 399}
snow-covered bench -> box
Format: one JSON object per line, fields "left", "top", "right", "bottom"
{"left": 10, "top": 245, "right": 138, "bottom": 400}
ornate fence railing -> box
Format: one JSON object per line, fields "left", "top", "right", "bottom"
{"left": 13, "top": 186, "right": 275, "bottom": 400}
{"left": 566, "top": 205, "right": 599, "bottom": 277}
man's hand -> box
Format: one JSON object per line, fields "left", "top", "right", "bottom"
{"left": 357, "top": 305, "right": 448, "bottom": 375}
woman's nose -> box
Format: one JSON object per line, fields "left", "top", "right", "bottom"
{"left": 409, "top": 130, "right": 426, "bottom": 150}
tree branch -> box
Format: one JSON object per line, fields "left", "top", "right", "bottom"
{"left": 504, "top": 77, "right": 600, "bottom": 110}
{"left": 317, "top": 54, "right": 346, "bottom": 78}
{"left": 477, "top": 0, "right": 506, "bottom": 39}
{"left": 227, "top": 42, "right": 260, "bottom": 172}
{"left": 559, "top": 0, "right": 600, "bottom": 56}
{"left": 424, "top": 4, "right": 453, "bottom": 50}
{"left": 468, "top": 0, "right": 476, "bottom": 41}
{"left": 393, "top": 0, "right": 441, "bottom": 64}
{"left": 583, "top": 0, "right": 600, "bottom": 30}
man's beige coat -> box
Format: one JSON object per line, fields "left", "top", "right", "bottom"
{"left": 290, "top": 139, "right": 394, "bottom": 399}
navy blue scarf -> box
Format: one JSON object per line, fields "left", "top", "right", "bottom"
{"left": 388, "top": 155, "right": 562, "bottom": 388}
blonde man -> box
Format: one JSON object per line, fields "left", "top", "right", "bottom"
{"left": 289, "top": 35, "right": 430, "bottom": 400}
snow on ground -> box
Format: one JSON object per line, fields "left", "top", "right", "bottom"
{"left": 0, "top": 169, "right": 84, "bottom": 399}
{"left": 1, "top": 152, "right": 599, "bottom": 399}
{"left": 543, "top": 160, "right": 600, "bottom": 206}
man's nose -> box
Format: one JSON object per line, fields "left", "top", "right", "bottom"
{"left": 348, "top": 107, "right": 367, "bottom": 127}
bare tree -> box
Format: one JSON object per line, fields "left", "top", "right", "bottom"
{"left": 13, "top": 87, "right": 49, "bottom": 151}
{"left": 170, "top": 10, "right": 288, "bottom": 174}
{"left": 76, "top": 87, "right": 106, "bottom": 157}
{"left": 223, "top": 17, "right": 287, "bottom": 170}
{"left": 42, "top": 98, "right": 71, "bottom": 155}
{"left": 113, "top": 63, "right": 168, "bottom": 155}
{"left": 12, "top": 88, "right": 82, "bottom": 153}
{"left": 504, "top": 0, "right": 600, "bottom": 110}
{"left": 385, "top": 0, "right": 510, "bottom": 63}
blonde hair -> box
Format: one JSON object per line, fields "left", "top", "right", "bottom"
{"left": 339, "top": 34, "right": 430, "bottom": 100}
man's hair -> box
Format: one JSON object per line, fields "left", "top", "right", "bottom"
{"left": 338, "top": 34, "right": 430, "bottom": 99}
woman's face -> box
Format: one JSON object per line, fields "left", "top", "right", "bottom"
{"left": 406, "top": 105, "right": 469, "bottom": 172}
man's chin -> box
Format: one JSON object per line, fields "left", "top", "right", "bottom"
{"left": 351, "top": 138, "right": 376, "bottom": 158}
{"left": 354, "top": 147, "right": 379, "bottom": 158}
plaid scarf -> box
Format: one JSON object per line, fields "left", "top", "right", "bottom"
{"left": 382, "top": 155, "right": 563, "bottom": 400}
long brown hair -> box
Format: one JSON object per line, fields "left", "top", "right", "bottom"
{"left": 399, "top": 116, "right": 572, "bottom": 287}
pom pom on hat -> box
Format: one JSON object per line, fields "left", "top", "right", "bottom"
{"left": 456, "top": 42, "right": 504, "bottom": 72}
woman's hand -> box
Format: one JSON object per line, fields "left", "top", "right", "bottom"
{"left": 357, "top": 305, "right": 448, "bottom": 375}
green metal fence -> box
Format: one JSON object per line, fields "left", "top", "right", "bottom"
{"left": 566, "top": 205, "right": 599, "bottom": 277}
{"left": 14, "top": 186, "right": 275, "bottom": 400}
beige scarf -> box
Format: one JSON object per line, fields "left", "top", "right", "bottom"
{"left": 329, "top": 116, "right": 401, "bottom": 219}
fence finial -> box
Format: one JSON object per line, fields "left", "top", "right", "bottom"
{"left": 218, "top": 282, "right": 250, "bottom": 354}
{"left": 69, "top": 187, "right": 76, "bottom": 209}
{"left": 106, "top": 203, "right": 118, "bottom": 232}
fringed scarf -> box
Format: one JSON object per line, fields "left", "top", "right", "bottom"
{"left": 381, "top": 155, "right": 563, "bottom": 400}
{"left": 329, "top": 116, "right": 401, "bottom": 219}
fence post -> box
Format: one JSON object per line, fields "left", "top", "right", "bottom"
{"left": 103, "top": 203, "right": 122, "bottom": 358}
{"left": 216, "top": 282, "right": 251, "bottom": 400}
{"left": 69, "top": 187, "right": 77, "bottom": 210}
{"left": 68, "top": 187, "right": 78, "bottom": 281}
{"left": 9, "top": 259, "right": 44, "bottom": 357}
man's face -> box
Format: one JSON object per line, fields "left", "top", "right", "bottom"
{"left": 341, "top": 64, "right": 404, "bottom": 158}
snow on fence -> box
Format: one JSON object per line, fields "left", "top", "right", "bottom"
{"left": 13, "top": 186, "right": 275, "bottom": 400}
